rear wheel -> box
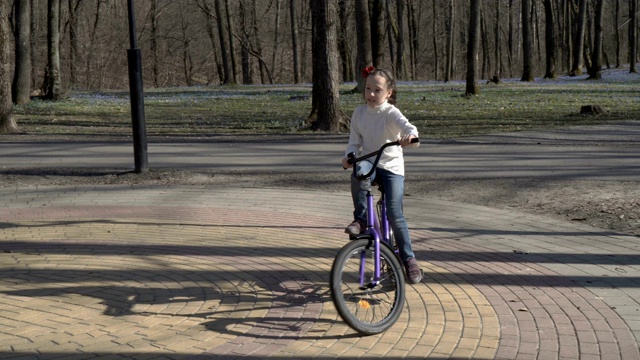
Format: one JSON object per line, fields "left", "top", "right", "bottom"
{"left": 330, "top": 239, "right": 405, "bottom": 335}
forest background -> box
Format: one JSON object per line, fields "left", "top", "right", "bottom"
{"left": 2, "top": 0, "right": 639, "bottom": 98}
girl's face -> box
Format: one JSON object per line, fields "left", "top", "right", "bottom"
{"left": 364, "top": 74, "right": 392, "bottom": 108}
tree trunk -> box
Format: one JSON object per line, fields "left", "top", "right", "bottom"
{"left": 12, "top": 0, "right": 31, "bottom": 105}
{"left": 432, "top": 1, "right": 439, "bottom": 81}
{"left": 570, "top": 0, "right": 587, "bottom": 75}
{"left": 67, "top": 0, "right": 79, "bottom": 88}
{"left": 521, "top": 0, "right": 534, "bottom": 81}
{"left": 481, "top": 8, "right": 490, "bottom": 80}
{"left": 630, "top": 0, "right": 638, "bottom": 73}
{"left": 370, "top": 0, "right": 384, "bottom": 67}
{"left": 289, "top": 0, "right": 300, "bottom": 83}
{"left": 0, "top": 0, "right": 18, "bottom": 133}
{"left": 85, "top": 0, "right": 102, "bottom": 89}
{"left": 271, "top": 0, "right": 281, "bottom": 76}
{"left": 180, "top": 10, "right": 194, "bottom": 86}
{"left": 588, "top": 0, "right": 604, "bottom": 79}
{"left": 494, "top": 0, "right": 502, "bottom": 79}
{"left": 407, "top": 2, "right": 418, "bottom": 80}
{"left": 45, "top": 0, "right": 63, "bottom": 100}
{"left": 250, "top": 0, "right": 266, "bottom": 84}
{"left": 199, "top": 0, "right": 223, "bottom": 84}
{"left": 564, "top": 0, "right": 573, "bottom": 73}
{"left": 395, "top": 0, "right": 405, "bottom": 79}
{"left": 151, "top": 0, "right": 160, "bottom": 87}
{"left": 214, "top": 0, "right": 233, "bottom": 84}
{"left": 385, "top": 0, "right": 395, "bottom": 71}
{"left": 30, "top": 0, "right": 38, "bottom": 90}
{"left": 309, "top": 0, "right": 345, "bottom": 133}
{"left": 445, "top": 0, "right": 454, "bottom": 82}
{"left": 224, "top": 0, "right": 238, "bottom": 83}
{"left": 355, "top": 0, "right": 372, "bottom": 92}
{"left": 543, "top": 0, "right": 557, "bottom": 79}
{"left": 508, "top": 0, "right": 515, "bottom": 78}
{"left": 533, "top": 0, "right": 542, "bottom": 64}
{"left": 337, "top": 0, "right": 351, "bottom": 82}
{"left": 615, "top": 0, "right": 621, "bottom": 68}
{"left": 466, "top": 0, "right": 481, "bottom": 95}
{"left": 239, "top": 1, "right": 252, "bottom": 84}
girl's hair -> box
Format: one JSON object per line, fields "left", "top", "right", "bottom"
{"left": 365, "top": 67, "right": 397, "bottom": 105}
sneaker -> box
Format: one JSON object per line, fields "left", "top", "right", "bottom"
{"left": 404, "top": 257, "right": 423, "bottom": 284}
{"left": 344, "top": 220, "right": 364, "bottom": 235}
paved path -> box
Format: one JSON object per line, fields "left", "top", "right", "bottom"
{"left": 1, "top": 122, "right": 639, "bottom": 359}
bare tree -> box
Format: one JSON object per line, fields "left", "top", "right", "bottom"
{"left": 84, "top": 0, "right": 104, "bottom": 89}
{"left": 308, "top": 0, "right": 346, "bottom": 132}
{"left": 250, "top": 0, "right": 266, "bottom": 84}
{"left": 224, "top": 0, "right": 238, "bottom": 82}
{"left": 508, "top": 0, "right": 517, "bottom": 78}
{"left": 45, "top": 0, "right": 63, "bottom": 100}
{"left": 197, "top": 0, "right": 223, "bottom": 84}
{"left": 494, "top": 0, "right": 502, "bottom": 80}
{"left": 480, "top": 6, "right": 490, "bottom": 80}
{"left": 67, "top": 0, "right": 81, "bottom": 88}
{"left": 521, "top": 0, "right": 534, "bottom": 81}
{"left": 615, "top": 0, "right": 621, "bottom": 68}
{"left": 432, "top": 1, "right": 440, "bottom": 81}
{"left": 630, "top": 0, "right": 638, "bottom": 73}
{"left": 30, "top": 0, "right": 39, "bottom": 90}
{"left": 543, "top": 0, "right": 557, "bottom": 79}
{"left": 214, "top": 0, "right": 234, "bottom": 84}
{"left": 407, "top": 1, "right": 419, "bottom": 80}
{"left": 354, "top": 0, "right": 372, "bottom": 92}
{"left": 239, "top": 1, "right": 252, "bottom": 84}
{"left": 12, "top": 0, "right": 31, "bottom": 105}
{"left": 289, "top": 0, "right": 300, "bottom": 83}
{"left": 370, "top": 0, "right": 384, "bottom": 67}
{"left": 271, "top": 0, "right": 281, "bottom": 76}
{"left": 337, "top": 0, "right": 351, "bottom": 82}
{"left": 0, "top": 0, "right": 18, "bottom": 133}
{"left": 395, "top": 0, "right": 405, "bottom": 79}
{"left": 150, "top": 0, "right": 160, "bottom": 87}
{"left": 588, "top": 0, "right": 604, "bottom": 79}
{"left": 466, "top": 0, "right": 481, "bottom": 95}
{"left": 570, "top": 0, "right": 588, "bottom": 76}
{"left": 445, "top": 0, "right": 455, "bottom": 82}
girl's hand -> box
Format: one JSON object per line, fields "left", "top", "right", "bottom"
{"left": 399, "top": 134, "right": 418, "bottom": 147}
{"left": 342, "top": 156, "right": 352, "bottom": 169}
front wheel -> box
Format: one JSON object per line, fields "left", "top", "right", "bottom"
{"left": 330, "top": 239, "right": 406, "bottom": 335}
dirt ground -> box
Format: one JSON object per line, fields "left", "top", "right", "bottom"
{"left": 2, "top": 165, "right": 638, "bottom": 236}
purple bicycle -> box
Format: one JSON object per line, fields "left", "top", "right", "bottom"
{"left": 330, "top": 138, "right": 418, "bottom": 335}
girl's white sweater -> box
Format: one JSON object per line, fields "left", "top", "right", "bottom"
{"left": 345, "top": 101, "right": 419, "bottom": 176}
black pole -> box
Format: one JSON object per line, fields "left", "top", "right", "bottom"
{"left": 126, "top": 0, "right": 148, "bottom": 173}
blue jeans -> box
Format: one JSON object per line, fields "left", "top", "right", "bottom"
{"left": 351, "top": 161, "right": 416, "bottom": 262}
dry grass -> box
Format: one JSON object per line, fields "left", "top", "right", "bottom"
{"left": 13, "top": 69, "right": 640, "bottom": 140}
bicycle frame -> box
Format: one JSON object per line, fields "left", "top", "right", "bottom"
{"left": 348, "top": 139, "right": 417, "bottom": 288}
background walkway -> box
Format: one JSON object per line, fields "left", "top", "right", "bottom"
{"left": 1, "top": 121, "right": 639, "bottom": 359}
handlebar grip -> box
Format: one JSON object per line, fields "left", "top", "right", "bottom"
{"left": 346, "top": 152, "right": 356, "bottom": 165}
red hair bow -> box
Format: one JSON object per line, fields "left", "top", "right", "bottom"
{"left": 362, "top": 66, "right": 375, "bottom": 78}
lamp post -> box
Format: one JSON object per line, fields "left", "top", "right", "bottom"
{"left": 126, "top": 0, "right": 148, "bottom": 173}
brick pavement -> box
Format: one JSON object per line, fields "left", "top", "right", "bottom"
{"left": 1, "top": 185, "right": 639, "bottom": 359}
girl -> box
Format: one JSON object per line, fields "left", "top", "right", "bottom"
{"left": 341, "top": 67, "right": 423, "bottom": 284}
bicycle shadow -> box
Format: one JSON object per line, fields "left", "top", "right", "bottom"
{"left": 2, "top": 270, "right": 356, "bottom": 340}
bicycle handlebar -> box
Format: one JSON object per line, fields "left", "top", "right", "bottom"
{"left": 347, "top": 138, "right": 419, "bottom": 180}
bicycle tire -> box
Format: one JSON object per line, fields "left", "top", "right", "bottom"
{"left": 330, "top": 239, "right": 406, "bottom": 335}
